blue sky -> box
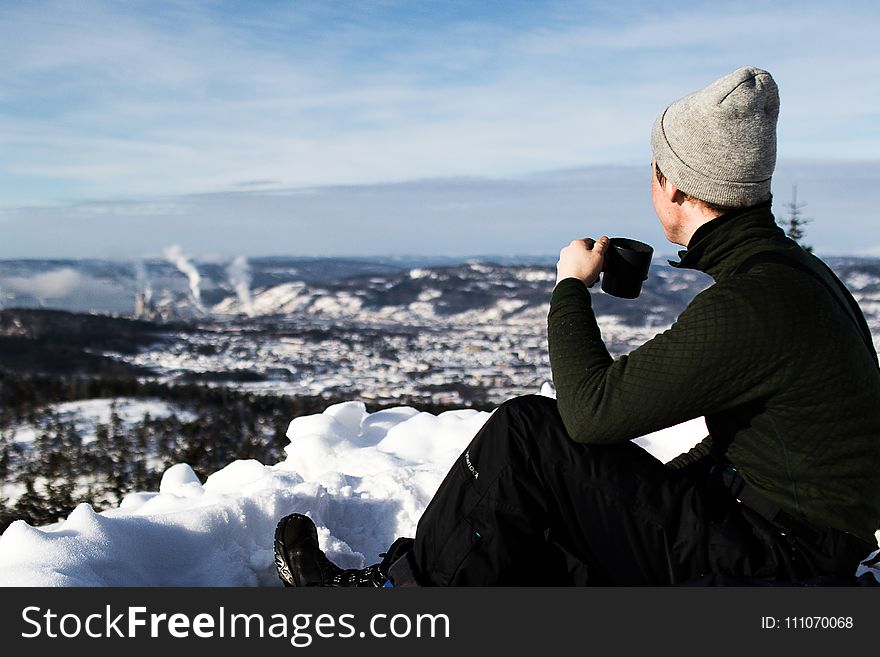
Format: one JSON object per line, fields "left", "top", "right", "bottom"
{"left": 1, "top": 0, "right": 878, "bottom": 258}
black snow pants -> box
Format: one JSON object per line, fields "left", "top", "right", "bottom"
{"left": 408, "top": 395, "right": 876, "bottom": 586}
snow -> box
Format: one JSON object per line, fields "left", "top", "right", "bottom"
{"left": 1, "top": 392, "right": 876, "bottom": 587}
{"left": 514, "top": 269, "right": 556, "bottom": 283}
{"left": 9, "top": 398, "right": 197, "bottom": 445}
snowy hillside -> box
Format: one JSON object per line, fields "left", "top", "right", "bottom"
{"left": 0, "top": 390, "right": 713, "bottom": 586}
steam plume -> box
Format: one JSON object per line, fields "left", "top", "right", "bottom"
{"left": 163, "top": 244, "right": 204, "bottom": 312}
{"left": 5, "top": 268, "right": 83, "bottom": 306}
{"left": 226, "top": 255, "right": 255, "bottom": 317}
{"left": 134, "top": 260, "right": 153, "bottom": 305}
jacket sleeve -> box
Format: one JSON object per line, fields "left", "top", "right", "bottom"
{"left": 547, "top": 277, "right": 777, "bottom": 444}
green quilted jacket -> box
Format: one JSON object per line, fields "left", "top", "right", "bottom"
{"left": 548, "top": 202, "right": 880, "bottom": 542}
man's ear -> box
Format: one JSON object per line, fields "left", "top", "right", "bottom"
{"left": 666, "top": 181, "right": 686, "bottom": 206}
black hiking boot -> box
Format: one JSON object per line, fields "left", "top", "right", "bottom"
{"left": 274, "top": 513, "right": 415, "bottom": 587}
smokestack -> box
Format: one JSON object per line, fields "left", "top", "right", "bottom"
{"left": 163, "top": 244, "right": 205, "bottom": 313}
{"left": 133, "top": 261, "right": 156, "bottom": 319}
{"left": 226, "top": 255, "right": 255, "bottom": 317}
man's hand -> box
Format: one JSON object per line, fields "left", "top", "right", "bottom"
{"left": 556, "top": 236, "right": 610, "bottom": 286}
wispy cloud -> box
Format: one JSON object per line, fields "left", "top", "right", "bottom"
{"left": 0, "top": 0, "right": 877, "bottom": 225}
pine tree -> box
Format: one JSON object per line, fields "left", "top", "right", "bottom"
{"left": 782, "top": 185, "right": 813, "bottom": 253}
{"left": 0, "top": 444, "right": 8, "bottom": 483}
{"left": 92, "top": 422, "right": 113, "bottom": 475}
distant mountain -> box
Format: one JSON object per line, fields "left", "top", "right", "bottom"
{"left": 0, "top": 255, "right": 703, "bottom": 323}
{"left": 3, "top": 254, "right": 877, "bottom": 325}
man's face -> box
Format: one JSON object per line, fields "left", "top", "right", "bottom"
{"left": 650, "top": 159, "right": 663, "bottom": 218}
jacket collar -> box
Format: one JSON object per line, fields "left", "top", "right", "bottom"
{"left": 669, "top": 199, "right": 787, "bottom": 281}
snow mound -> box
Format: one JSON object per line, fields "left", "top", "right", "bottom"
{"left": 0, "top": 399, "right": 715, "bottom": 586}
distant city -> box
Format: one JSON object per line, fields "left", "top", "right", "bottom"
{"left": 2, "top": 254, "right": 878, "bottom": 405}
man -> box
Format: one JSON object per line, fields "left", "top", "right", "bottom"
{"left": 274, "top": 66, "right": 880, "bottom": 586}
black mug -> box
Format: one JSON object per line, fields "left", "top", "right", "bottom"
{"left": 601, "top": 237, "right": 654, "bottom": 299}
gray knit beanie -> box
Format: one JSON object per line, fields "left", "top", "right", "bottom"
{"left": 651, "top": 66, "right": 779, "bottom": 208}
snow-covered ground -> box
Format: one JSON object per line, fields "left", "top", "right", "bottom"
{"left": 8, "top": 397, "right": 197, "bottom": 446}
{"left": 0, "top": 387, "right": 741, "bottom": 587}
